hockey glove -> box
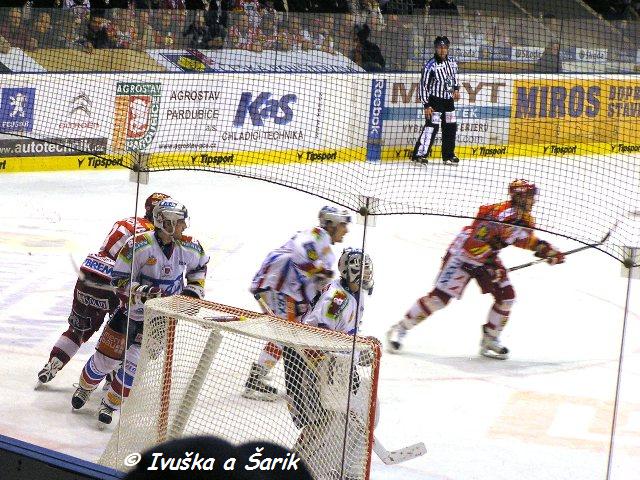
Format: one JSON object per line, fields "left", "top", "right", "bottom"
{"left": 534, "top": 241, "right": 565, "bottom": 265}
{"left": 487, "top": 264, "right": 507, "bottom": 283}
{"left": 130, "top": 282, "right": 163, "bottom": 303}
{"left": 182, "top": 284, "right": 204, "bottom": 299}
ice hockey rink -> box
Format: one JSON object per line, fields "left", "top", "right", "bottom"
{"left": 1, "top": 161, "right": 639, "bottom": 480}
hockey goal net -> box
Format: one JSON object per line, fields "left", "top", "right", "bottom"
{"left": 99, "top": 295, "right": 381, "bottom": 479}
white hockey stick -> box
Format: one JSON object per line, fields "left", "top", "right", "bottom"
{"left": 373, "top": 436, "right": 427, "bottom": 465}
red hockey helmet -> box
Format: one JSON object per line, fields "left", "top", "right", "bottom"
{"left": 508, "top": 179, "right": 537, "bottom": 197}
{"left": 144, "top": 192, "right": 170, "bottom": 219}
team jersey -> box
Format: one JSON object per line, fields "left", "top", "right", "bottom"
{"left": 250, "top": 226, "right": 335, "bottom": 304}
{"left": 100, "top": 217, "right": 155, "bottom": 260}
{"left": 419, "top": 55, "right": 460, "bottom": 103}
{"left": 303, "top": 278, "right": 364, "bottom": 336}
{"left": 79, "top": 217, "right": 154, "bottom": 282}
{"left": 112, "top": 231, "right": 209, "bottom": 321}
{"left": 453, "top": 200, "right": 540, "bottom": 265}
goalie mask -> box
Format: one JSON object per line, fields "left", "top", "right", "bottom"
{"left": 318, "top": 206, "right": 352, "bottom": 229}
{"left": 338, "top": 248, "right": 374, "bottom": 295}
{"left": 153, "top": 198, "right": 189, "bottom": 237}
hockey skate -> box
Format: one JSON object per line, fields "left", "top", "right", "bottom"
{"left": 386, "top": 323, "right": 407, "bottom": 353}
{"left": 37, "top": 357, "right": 64, "bottom": 384}
{"left": 242, "top": 362, "right": 278, "bottom": 401}
{"left": 71, "top": 385, "right": 93, "bottom": 410}
{"left": 411, "top": 155, "right": 428, "bottom": 164}
{"left": 480, "top": 326, "right": 509, "bottom": 360}
{"left": 443, "top": 156, "right": 460, "bottom": 165}
{"left": 97, "top": 400, "right": 116, "bottom": 427}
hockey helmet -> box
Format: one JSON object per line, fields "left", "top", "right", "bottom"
{"left": 318, "top": 206, "right": 352, "bottom": 228}
{"left": 338, "top": 248, "right": 374, "bottom": 294}
{"left": 153, "top": 198, "right": 189, "bottom": 236}
{"left": 508, "top": 179, "right": 537, "bottom": 197}
{"left": 144, "top": 192, "right": 170, "bottom": 219}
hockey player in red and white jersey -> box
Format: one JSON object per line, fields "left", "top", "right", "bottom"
{"left": 71, "top": 198, "right": 209, "bottom": 426}
{"left": 387, "top": 179, "right": 565, "bottom": 359}
{"left": 243, "top": 206, "right": 351, "bottom": 400}
{"left": 289, "top": 248, "right": 376, "bottom": 479}
{"left": 37, "top": 192, "right": 169, "bottom": 385}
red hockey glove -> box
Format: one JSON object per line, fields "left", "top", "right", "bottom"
{"left": 534, "top": 241, "right": 565, "bottom": 265}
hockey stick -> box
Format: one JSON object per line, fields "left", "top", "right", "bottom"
{"left": 373, "top": 436, "right": 427, "bottom": 465}
{"left": 508, "top": 221, "right": 619, "bottom": 272}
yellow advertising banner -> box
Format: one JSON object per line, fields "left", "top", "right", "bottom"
{"left": 510, "top": 79, "right": 640, "bottom": 145}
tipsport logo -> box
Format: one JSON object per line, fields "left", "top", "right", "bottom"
{"left": 113, "top": 82, "right": 161, "bottom": 152}
{"left": 0, "top": 87, "right": 35, "bottom": 133}
{"left": 232, "top": 92, "right": 296, "bottom": 127}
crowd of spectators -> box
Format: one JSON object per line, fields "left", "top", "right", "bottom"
{"left": 0, "top": 0, "right": 401, "bottom": 71}
{"left": 0, "top": 0, "right": 637, "bottom": 72}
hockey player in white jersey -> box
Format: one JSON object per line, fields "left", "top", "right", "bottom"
{"left": 288, "top": 248, "right": 376, "bottom": 480}
{"left": 243, "top": 206, "right": 351, "bottom": 400}
{"left": 37, "top": 193, "right": 169, "bottom": 385}
{"left": 71, "top": 198, "right": 209, "bottom": 426}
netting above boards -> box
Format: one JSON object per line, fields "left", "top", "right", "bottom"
{"left": 1, "top": 7, "right": 639, "bottom": 263}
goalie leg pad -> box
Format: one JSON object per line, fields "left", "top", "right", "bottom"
{"left": 282, "top": 346, "right": 324, "bottom": 429}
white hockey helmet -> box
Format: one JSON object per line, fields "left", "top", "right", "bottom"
{"left": 338, "top": 248, "right": 374, "bottom": 294}
{"left": 318, "top": 206, "right": 352, "bottom": 229}
{"left": 153, "top": 198, "right": 189, "bottom": 236}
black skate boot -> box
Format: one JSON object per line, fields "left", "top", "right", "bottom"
{"left": 443, "top": 156, "right": 460, "bottom": 165}
{"left": 243, "top": 362, "right": 278, "bottom": 401}
{"left": 71, "top": 385, "right": 93, "bottom": 410}
{"left": 97, "top": 400, "right": 116, "bottom": 427}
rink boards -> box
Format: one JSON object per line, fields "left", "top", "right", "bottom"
{"left": 1, "top": 73, "right": 640, "bottom": 172}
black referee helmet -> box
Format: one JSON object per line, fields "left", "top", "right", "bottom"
{"left": 434, "top": 36, "right": 450, "bottom": 47}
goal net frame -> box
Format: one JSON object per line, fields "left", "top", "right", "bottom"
{"left": 100, "top": 295, "right": 382, "bottom": 479}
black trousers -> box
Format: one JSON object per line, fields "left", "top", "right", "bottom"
{"left": 413, "top": 96, "right": 457, "bottom": 160}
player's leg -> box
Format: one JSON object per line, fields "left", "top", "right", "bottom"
{"left": 475, "top": 262, "right": 515, "bottom": 359}
{"left": 412, "top": 112, "right": 441, "bottom": 163}
{"left": 38, "top": 279, "right": 114, "bottom": 384}
{"left": 243, "top": 291, "right": 298, "bottom": 400}
{"left": 99, "top": 341, "right": 141, "bottom": 426}
{"left": 387, "top": 253, "right": 466, "bottom": 352}
{"left": 441, "top": 101, "right": 459, "bottom": 164}
{"left": 71, "top": 309, "right": 126, "bottom": 409}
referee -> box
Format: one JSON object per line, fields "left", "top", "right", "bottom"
{"left": 412, "top": 35, "right": 460, "bottom": 164}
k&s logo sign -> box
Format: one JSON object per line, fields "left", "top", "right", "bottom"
{"left": 233, "top": 92, "right": 296, "bottom": 127}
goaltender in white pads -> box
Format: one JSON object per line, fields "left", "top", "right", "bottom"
{"left": 289, "top": 248, "right": 426, "bottom": 477}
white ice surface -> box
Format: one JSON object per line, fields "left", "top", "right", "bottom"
{"left": 0, "top": 167, "right": 639, "bottom": 479}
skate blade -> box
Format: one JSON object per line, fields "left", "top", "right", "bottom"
{"left": 96, "top": 420, "right": 109, "bottom": 430}
{"left": 242, "top": 388, "right": 278, "bottom": 402}
{"left": 385, "top": 341, "right": 402, "bottom": 354}
{"left": 480, "top": 349, "right": 508, "bottom": 360}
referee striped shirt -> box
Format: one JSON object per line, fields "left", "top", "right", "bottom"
{"left": 419, "top": 56, "right": 460, "bottom": 105}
